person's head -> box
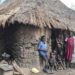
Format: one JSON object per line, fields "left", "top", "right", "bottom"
{"left": 49, "top": 52, "right": 55, "bottom": 58}
{"left": 70, "top": 32, "right": 73, "bottom": 37}
{"left": 40, "top": 35, "right": 45, "bottom": 42}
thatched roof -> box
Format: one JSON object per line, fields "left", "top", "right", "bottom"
{"left": 0, "top": 0, "right": 75, "bottom": 31}
{"left": 0, "top": 0, "right": 21, "bottom": 27}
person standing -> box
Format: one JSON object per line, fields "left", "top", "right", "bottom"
{"left": 66, "top": 34, "right": 74, "bottom": 68}
{"left": 56, "top": 35, "right": 63, "bottom": 59}
{"left": 38, "top": 36, "right": 50, "bottom": 73}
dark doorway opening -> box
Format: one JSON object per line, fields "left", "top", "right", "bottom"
{"left": 51, "top": 28, "right": 63, "bottom": 51}
{"left": 3, "top": 21, "right": 22, "bottom": 61}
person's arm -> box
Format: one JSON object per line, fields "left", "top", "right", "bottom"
{"left": 37, "top": 42, "right": 41, "bottom": 51}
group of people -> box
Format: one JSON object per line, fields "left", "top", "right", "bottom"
{"left": 38, "top": 34, "right": 75, "bottom": 74}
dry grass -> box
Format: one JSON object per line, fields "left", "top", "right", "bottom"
{"left": 0, "top": 0, "right": 75, "bottom": 31}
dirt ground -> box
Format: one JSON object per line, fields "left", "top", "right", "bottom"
{"left": 31, "top": 69, "right": 75, "bottom": 75}
{"left": 21, "top": 68, "right": 75, "bottom": 75}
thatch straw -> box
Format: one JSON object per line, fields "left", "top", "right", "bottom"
{"left": 0, "top": 0, "right": 75, "bottom": 31}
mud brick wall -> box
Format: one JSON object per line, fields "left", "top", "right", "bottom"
{"left": 13, "top": 26, "right": 52, "bottom": 68}
{"left": 4, "top": 25, "right": 40, "bottom": 68}
{"left": 0, "top": 24, "right": 52, "bottom": 68}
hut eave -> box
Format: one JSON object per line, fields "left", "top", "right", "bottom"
{"left": 50, "top": 17, "right": 67, "bottom": 30}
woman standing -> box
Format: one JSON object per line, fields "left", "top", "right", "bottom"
{"left": 66, "top": 34, "right": 74, "bottom": 68}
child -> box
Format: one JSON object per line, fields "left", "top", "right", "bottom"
{"left": 56, "top": 54, "right": 65, "bottom": 70}
{"left": 48, "top": 51, "right": 57, "bottom": 73}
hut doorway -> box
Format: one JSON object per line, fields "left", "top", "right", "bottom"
{"left": 51, "top": 28, "right": 63, "bottom": 51}
{"left": 3, "top": 22, "right": 22, "bottom": 61}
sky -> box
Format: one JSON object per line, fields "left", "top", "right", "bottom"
{"left": 0, "top": 0, "right": 75, "bottom": 10}
{"left": 0, "top": 0, "right": 6, "bottom": 4}
{"left": 60, "top": 0, "right": 75, "bottom": 10}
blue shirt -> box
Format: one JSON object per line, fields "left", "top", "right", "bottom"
{"left": 38, "top": 41, "right": 47, "bottom": 51}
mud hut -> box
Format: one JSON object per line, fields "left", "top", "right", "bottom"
{"left": 0, "top": 0, "right": 75, "bottom": 68}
